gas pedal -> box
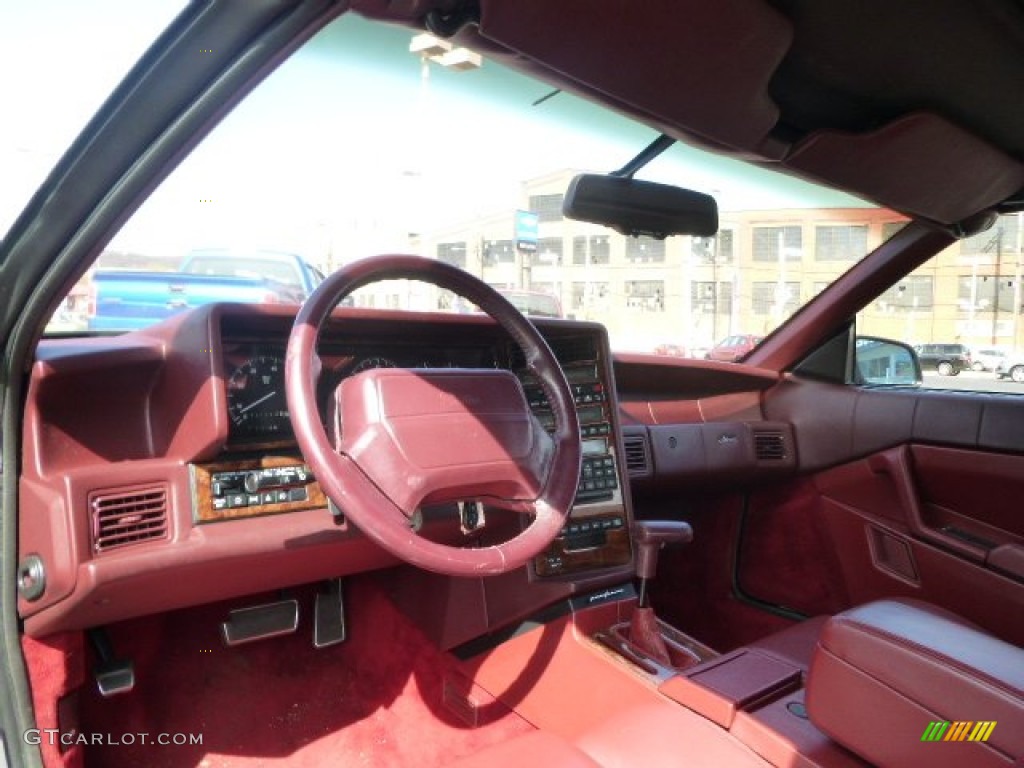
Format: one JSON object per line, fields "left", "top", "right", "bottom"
{"left": 313, "top": 578, "right": 346, "bottom": 648}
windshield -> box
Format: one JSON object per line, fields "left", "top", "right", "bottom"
{"left": 39, "top": 11, "right": 896, "bottom": 357}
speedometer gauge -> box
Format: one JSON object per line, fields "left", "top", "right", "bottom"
{"left": 227, "top": 355, "right": 290, "bottom": 436}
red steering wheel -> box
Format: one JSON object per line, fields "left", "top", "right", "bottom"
{"left": 285, "top": 255, "right": 581, "bottom": 576}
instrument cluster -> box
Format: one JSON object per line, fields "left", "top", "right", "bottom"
{"left": 221, "top": 340, "right": 498, "bottom": 444}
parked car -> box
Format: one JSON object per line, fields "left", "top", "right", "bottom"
{"left": 972, "top": 347, "right": 1008, "bottom": 372}
{"left": 704, "top": 334, "right": 765, "bottom": 362}
{"left": 3, "top": 4, "right": 1023, "bottom": 768}
{"left": 995, "top": 353, "right": 1024, "bottom": 383}
{"left": 87, "top": 250, "right": 324, "bottom": 331}
{"left": 914, "top": 342, "right": 972, "bottom": 376}
{"left": 653, "top": 342, "right": 688, "bottom": 357}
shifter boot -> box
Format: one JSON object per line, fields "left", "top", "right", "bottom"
{"left": 627, "top": 605, "right": 671, "bottom": 666}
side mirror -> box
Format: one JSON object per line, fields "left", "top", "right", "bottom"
{"left": 855, "top": 336, "right": 922, "bottom": 386}
{"left": 562, "top": 174, "right": 718, "bottom": 238}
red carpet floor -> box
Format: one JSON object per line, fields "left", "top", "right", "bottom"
{"left": 75, "top": 574, "right": 533, "bottom": 768}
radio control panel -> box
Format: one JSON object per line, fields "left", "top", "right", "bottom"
{"left": 518, "top": 335, "right": 632, "bottom": 579}
{"left": 191, "top": 456, "right": 325, "bottom": 523}
{"left": 521, "top": 364, "right": 622, "bottom": 508}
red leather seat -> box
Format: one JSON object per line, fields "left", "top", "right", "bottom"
{"left": 805, "top": 598, "right": 1024, "bottom": 767}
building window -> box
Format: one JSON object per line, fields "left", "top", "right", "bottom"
{"left": 961, "top": 214, "right": 1023, "bottom": 256}
{"left": 752, "top": 226, "right": 802, "bottom": 262}
{"left": 436, "top": 241, "right": 467, "bottom": 268}
{"left": 815, "top": 225, "right": 868, "bottom": 261}
{"left": 626, "top": 236, "right": 666, "bottom": 262}
{"left": 691, "top": 281, "right": 733, "bottom": 315}
{"left": 531, "top": 237, "right": 563, "bottom": 266}
{"left": 881, "top": 221, "right": 908, "bottom": 242}
{"left": 692, "top": 230, "right": 733, "bottom": 263}
{"left": 625, "top": 280, "right": 664, "bottom": 312}
{"left": 692, "top": 237, "right": 712, "bottom": 262}
{"left": 876, "top": 275, "right": 934, "bottom": 311}
{"left": 572, "top": 235, "right": 610, "bottom": 265}
{"left": 571, "top": 282, "right": 609, "bottom": 311}
{"left": 528, "top": 194, "right": 564, "bottom": 223}
{"left": 718, "top": 230, "right": 734, "bottom": 262}
{"left": 752, "top": 281, "right": 801, "bottom": 315}
{"left": 483, "top": 239, "right": 515, "bottom": 264}
{"left": 957, "top": 274, "right": 1016, "bottom": 312}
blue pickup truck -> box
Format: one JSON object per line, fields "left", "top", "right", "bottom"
{"left": 88, "top": 250, "right": 325, "bottom": 331}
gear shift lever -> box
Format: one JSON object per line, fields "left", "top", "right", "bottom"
{"left": 628, "top": 520, "right": 693, "bottom": 665}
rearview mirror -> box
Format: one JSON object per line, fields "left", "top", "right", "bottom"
{"left": 855, "top": 336, "right": 922, "bottom": 386}
{"left": 562, "top": 174, "right": 718, "bottom": 238}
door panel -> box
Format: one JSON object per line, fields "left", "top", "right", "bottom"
{"left": 817, "top": 492, "right": 1024, "bottom": 646}
{"left": 911, "top": 444, "right": 1024, "bottom": 548}
{"left": 749, "top": 376, "right": 1024, "bottom": 645}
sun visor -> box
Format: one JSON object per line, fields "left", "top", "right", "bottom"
{"left": 477, "top": 0, "right": 792, "bottom": 152}
{"left": 784, "top": 113, "right": 1024, "bottom": 225}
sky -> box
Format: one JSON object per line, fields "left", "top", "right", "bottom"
{"left": 0, "top": 1, "right": 182, "bottom": 237}
{"left": 1, "top": 3, "right": 867, "bottom": 261}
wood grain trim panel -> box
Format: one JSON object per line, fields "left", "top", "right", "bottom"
{"left": 533, "top": 520, "right": 631, "bottom": 578}
{"left": 192, "top": 455, "right": 326, "bottom": 523}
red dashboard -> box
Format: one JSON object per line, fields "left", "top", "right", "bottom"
{"left": 17, "top": 304, "right": 637, "bottom": 637}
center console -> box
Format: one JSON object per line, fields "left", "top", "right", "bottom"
{"left": 514, "top": 333, "right": 632, "bottom": 579}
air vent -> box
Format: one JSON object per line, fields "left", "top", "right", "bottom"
{"left": 753, "top": 431, "right": 787, "bottom": 461}
{"left": 622, "top": 433, "right": 652, "bottom": 476}
{"left": 91, "top": 486, "right": 169, "bottom": 552}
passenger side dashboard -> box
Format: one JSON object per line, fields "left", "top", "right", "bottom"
{"left": 611, "top": 355, "right": 798, "bottom": 490}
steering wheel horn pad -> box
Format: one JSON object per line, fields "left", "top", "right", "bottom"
{"left": 333, "top": 367, "right": 555, "bottom": 511}
{"left": 285, "top": 254, "right": 581, "bottom": 576}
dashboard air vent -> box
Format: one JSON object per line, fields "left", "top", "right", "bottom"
{"left": 91, "top": 486, "right": 169, "bottom": 552}
{"left": 753, "top": 431, "right": 788, "bottom": 461}
{"left": 622, "top": 434, "right": 652, "bottom": 476}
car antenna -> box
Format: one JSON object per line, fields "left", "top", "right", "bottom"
{"left": 611, "top": 134, "right": 676, "bottom": 179}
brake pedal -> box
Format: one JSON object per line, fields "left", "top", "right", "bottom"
{"left": 220, "top": 599, "right": 299, "bottom": 646}
{"left": 313, "top": 578, "right": 346, "bottom": 648}
{"left": 87, "top": 628, "right": 135, "bottom": 697}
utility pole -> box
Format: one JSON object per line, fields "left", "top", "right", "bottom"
{"left": 969, "top": 254, "right": 978, "bottom": 342}
{"left": 682, "top": 236, "right": 693, "bottom": 352}
{"left": 992, "top": 226, "right": 1003, "bottom": 344}
{"left": 775, "top": 230, "right": 787, "bottom": 321}
{"left": 1015, "top": 212, "right": 1024, "bottom": 351}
